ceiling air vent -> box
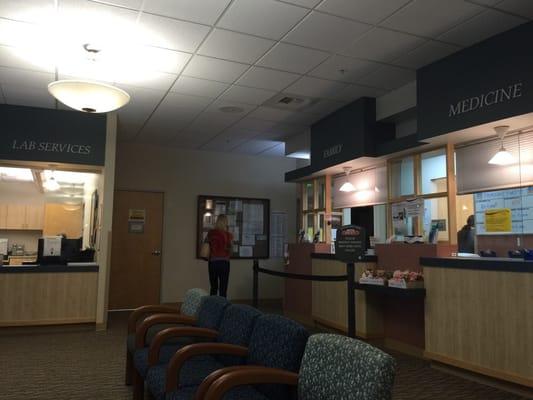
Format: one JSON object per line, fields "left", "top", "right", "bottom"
{"left": 263, "top": 93, "right": 317, "bottom": 111}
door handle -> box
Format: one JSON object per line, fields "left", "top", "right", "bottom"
{"left": 152, "top": 250, "right": 161, "bottom": 256}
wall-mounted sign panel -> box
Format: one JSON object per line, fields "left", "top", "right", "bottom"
{"left": 0, "top": 104, "right": 106, "bottom": 166}
{"left": 333, "top": 166, "right": 387, "bottom": 209}
{"left": 335, "top": 225, "right": 366, "bottom": 263}
{"left": 417, "top": 22, "right": 533, "bottom": 140}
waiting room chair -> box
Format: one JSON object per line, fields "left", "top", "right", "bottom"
{"left": 155, "top": 314, "right": 309, "bottom": 400}
{"left": 198, "top": 333, "right": 396, "bottom": 400}
{"left": 126, "top": 288, "right": 208, "bottom": 385}
{"left": 145, "top": 304, "right": 262, "bottom": 400}
{"left": 133, "top": 296, "right": 230, "bottom": 400}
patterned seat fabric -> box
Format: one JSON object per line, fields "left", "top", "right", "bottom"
{"left": 298, "top": 334, "right": 396, "bottom": 400}
{"left": 245, "top": 314, "right": 309, "bottom": 400}
{"left": 134, "top": 296, "right": 230, "bottom": 378}
{"left": 146, "top": 304, "right": 261, "bottom": 399}
{"left": 127, "top": 288, "right": 208, "bottom": 355}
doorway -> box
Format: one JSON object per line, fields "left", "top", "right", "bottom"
{"left": 108, "top": 190, "right": 164, "bottom": 310}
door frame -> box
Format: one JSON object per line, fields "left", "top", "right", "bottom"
{"left": 108, "top": 188, "right": 165, "bottom": 310}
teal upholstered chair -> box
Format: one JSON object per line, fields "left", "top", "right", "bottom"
{"left": 198, "top": 333, "right": 396, "bottom": 400}
{"left": 125, "top": 288, "right": 208, "bottom": 385}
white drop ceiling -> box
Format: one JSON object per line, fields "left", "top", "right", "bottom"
{"left": 0, "top": 0, "right": 531, "bottom": 156}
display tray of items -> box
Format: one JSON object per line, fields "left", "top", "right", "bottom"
{"left": 359, "top": 268, "right": 424, "bottom": 289}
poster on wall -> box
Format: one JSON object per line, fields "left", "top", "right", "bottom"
{"left": 485, "top": 208, "right": 512, "bottom": 232}
{"left": 392, "top": 198, "right": 424, "bottom": 235}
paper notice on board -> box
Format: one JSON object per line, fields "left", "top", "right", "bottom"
{"left": 239, "top": 246, "right": 253, "bottom": 257}
{"left": 485, "top": 208, "right": 512, "bottom": 232}
{"left": 270, "top": 211, "right": 288, "bottom": 259}
{"left": 227, "top": 214, "right": 236, "bottom": 226}
{"left": 243, "top": 203, "right": 264, "bottom": 236}
{"left": 229, "top": 226, "right": 240, "bottom": 242}
{"left": 242, "top": 233, "right": 256, "bottom": 246}
{"left": 215, "top": 203, "right": 226, "bottom": 216}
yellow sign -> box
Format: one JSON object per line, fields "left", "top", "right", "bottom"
{"left": 485, "top": 208, "right": 512, "bottom": 232}
{"left": 128, "top": 209, "right": 146, "bottom": 222}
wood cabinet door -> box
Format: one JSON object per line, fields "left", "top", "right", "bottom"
{"left": 25, "top": 205, "right": 44, "bottom": 230}
{"left": 6, "top": 204, "right": 26, "bottom": 229}
{"left": 0, "top": 204, "right": 7, "bottom": 229}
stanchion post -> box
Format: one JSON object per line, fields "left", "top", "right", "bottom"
{"left": 347, "top": 262, "right": 356, "bottom": 338}
{"left": 252, "top": 258, "right": 259, "bottom": 309}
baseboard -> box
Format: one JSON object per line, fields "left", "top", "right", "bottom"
{"left": 384, "top": 338, "right": 424, "bottom": 358}
{"left": 0, "top": 318, "right": 96, "bottom": 327}
{"left": 431, "top": 360, "right": 533, "bottom": 398}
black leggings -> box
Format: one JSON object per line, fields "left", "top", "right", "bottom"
{"left": 208, "top": 260, "right": 230, "bottom": 297}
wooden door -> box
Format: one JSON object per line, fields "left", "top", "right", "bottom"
{"left": 6, "top": 204, "right": 26, "bottom": 229}
{"left": 25, "top": 205, "right": 44, "bottom": 230}
{"left": 108, "top": 190, "right": 164, "bottom": 310}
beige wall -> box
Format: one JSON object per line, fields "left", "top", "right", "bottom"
{"left": 114, "top": 142, "right": 298, "bottom": 302}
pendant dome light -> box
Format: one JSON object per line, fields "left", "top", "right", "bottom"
{"left": 488, "top": 125, "right": 516, "bottom": 166}
{"left": 43, "top": 175, "right": 60, "bottom": 191}
{"left": 339, "top": 166, "right": 355, "bottom": 192}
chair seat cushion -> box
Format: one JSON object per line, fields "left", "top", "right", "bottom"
{"left": 167, "top": 385, "right": 269, "bottom": 400}
{"left": 146, "top": 357, "right": 224, "bottom": 400}
{"left": 127, "top": 323, "right": 190, "bottom": 355}
{"left": 134, "top": 344, "right": 185, "bottom": 378}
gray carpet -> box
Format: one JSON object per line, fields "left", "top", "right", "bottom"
{"left": 0, "top": 312, "right": 528, "bottom": 400}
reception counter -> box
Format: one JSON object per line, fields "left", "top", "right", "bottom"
{"left": 0, "top": 264, "right": 99, "bottom": 327}
{"left": 422, "top": 257, "right": 532, "bottom": 388}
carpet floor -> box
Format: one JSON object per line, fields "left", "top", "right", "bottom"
{"left": 0, "top": 312, "right": 528, "bottom": 400}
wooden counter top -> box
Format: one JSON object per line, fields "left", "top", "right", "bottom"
{"left": 311, "top": 252, "right": 377, "bottom": 262}
{"left": 0, "top": 264, "right": 99, "bottom": 273}
{"left": 421, "top": 256, "right": 533, "bottom": 272}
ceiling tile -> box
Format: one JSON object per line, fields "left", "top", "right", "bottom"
{"left": 171, "top": 76, "right": 229, "bottom": 98}
{"left": 117, "top": 120, "right": 142, "bottom": 141}
{"left": 308, "top": 55, "right": 383, "bottom": 83}
{"left": 284, "top": 11, "right": 370, "bottom": 52}
{"left": 331, "top": 84, "right": 388, "bottom": 102}
{"left": 236, "top": 67, "right": 300, "bottom": 91}
{"left": 114, "top": 70, "right": 178, "bottom": 91}
{"left": 259, "top": 142, "right": 285, "bottom": 156}
{"left": 0, "top": 44, "right": 55, "bottom": 73}
{"left": 317, "top": 0, "right": 412, "bottom": 24}
{"left": 115, "top": 84, "right": 166, "bottom": 126}
{"left": 219, "top": 85, "right": 277, "bottom": 105}
{"left": 438, "top": 9, "right": 525, "bottom": 47}
{"left": 248, "top": 106, "right": 315, "bottom": 124}
{"left": 262, "top": 122, "right": 307, "bottom": 138}
{"left": 392, "top": 40, "right": 461, "bottom": 69}
{"left": 183, "top": 55, "right": 249, "bottom": 83}
{"left": 138, "top": 13, "right": 211, "bottom": 53}
{"left": 200, "top": 131, "right": 249, "bottom": 152}
{"left": 284, "top": 76, "right": 348, "bottom": 99}
{"left": 139, "top": 47, "right": 191, "bottom": 74}
{"left": 231, "top": 117, "right": 278, "bottom": 131}
{"left": 342, "top": 27, "right": 425, "bottom": 62}
{"left": 0, "top": 66, "right": 54, "bottom": 90}
{"left": 0, "top": 1, "right": 55, "bottom": 23}
{"left": 356, "top": 65, "right": 415, "bottom": 90}
{"left": 257, "top": 43, "right": 329, "bottom": 74}
{"left": 217, "top": 0, "right": 308, "bottom": 40}
{"left": 281, "top": 0, "right": 322, "bottom": 7}
{"left": 167, "top": 130, "right": 213, "bottom": 149}
{"left": 186, "top": 112, "right": 242, "bottom": 134}
{"left": 198, "top": 29, "right": 275, "bottom": 64}
{"left": 233, "top": 139, "right": 282, "bottom": 155}
{"left": 134, "top": 0, "right": 231, "bottom": 25}
{"left": 302, "top": 98, "right": 346, "bottom": 117}
{"left": 204, "top": 98, "right": 256, "bottom": 114}
{"left": 2, "top": 84, "right": 55, "bottom": 109}
{"left": 495, "top": 0, "right": 533, "bottom": 19}
{"left": 380, "top": 0, "right": 484, "bottom": 38}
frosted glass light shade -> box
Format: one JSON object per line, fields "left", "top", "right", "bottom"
{"left": 43, "top": 177, "right": 60, "bottom": 191}
{"left": 339, "top": 181, "right": 355, "bottom": 192}
{"left": 48, "top": 80, "right": 130, "bottom": 113}
{"left": 488, "top": 147, "right": 516, "bottom": 166}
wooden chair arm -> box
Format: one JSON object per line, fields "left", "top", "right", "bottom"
{"left": 127, "top": 305, "right": 180, "bottom": 333}
{"left": 203, "top": 367, "right": 299, "bottom": 400}
{"left": 165, "top": 343, "right": 249, "bottom": 393}
{"left": 148, "top": 327, "right": 219, "bottom": 366}
{"left": 194, "top": 366, "right": 267, "bottom": 400}
{"left": 135, "top": 314, "right": 196, "bottom": 349}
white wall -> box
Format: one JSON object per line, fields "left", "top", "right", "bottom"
{"left": 114, "top": 143, "right": 298, "bottom": 303}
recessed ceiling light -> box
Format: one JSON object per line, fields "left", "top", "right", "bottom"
{"left": 219, "top": 106, "right": 244, "bottom": 113}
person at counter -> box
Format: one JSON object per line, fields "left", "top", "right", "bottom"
{"left": 457, "top": 215, "right": 475, "bottom": 254}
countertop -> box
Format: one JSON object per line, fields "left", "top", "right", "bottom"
{"left": 421, "top": 256, "right": 533, "bottom": 273}
{"left": 311, "top": 252, "right": 378, "bottom": 262}
{"left": 0, "top": 264, "right": 99, "bottom": 273}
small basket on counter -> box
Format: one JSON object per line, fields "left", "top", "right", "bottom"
{"left": 359, "top": 269, "right": 392, "bottom": 286}
{"left": 388, "top": 270, "right": 424, "bottom": 289}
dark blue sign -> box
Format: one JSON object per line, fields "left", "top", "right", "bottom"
{"left": 0, "top": 104, "right": 106, "bottom": 166}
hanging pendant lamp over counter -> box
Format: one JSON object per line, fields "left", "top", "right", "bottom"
{"left": 339, "top": 166, "right": 355, "bottom": 192}
{"left": 48, "top": 80, "right": 130, "bottom": 113}
{"left": 488, "top": 125, "right": 516, "bottom": 166}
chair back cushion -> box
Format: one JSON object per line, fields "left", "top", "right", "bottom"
{"left": 298, "top": 334, "right": 396, "bottom": 400}
{"left": 215, "top": 304, "right": 262, "bottom": 365}
{"left": 180, "top": 288, "right": 208, "bottom": 317}
{"left": 196, "top": 296, "right": 230, "bottom": 330}
{"left": 247, "top": 314, "right": 309, "bottom": 399}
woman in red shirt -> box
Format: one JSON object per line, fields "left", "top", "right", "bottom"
{"left": 207, "top": 215, "right": 233, "bottom": 297}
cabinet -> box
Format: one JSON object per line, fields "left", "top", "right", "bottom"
{"left": 2, "top": 204, "right": 44, "bottom": 230}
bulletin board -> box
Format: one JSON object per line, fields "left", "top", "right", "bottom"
{"left": 197, "top": 195, "right": 270, "bottom": 259}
